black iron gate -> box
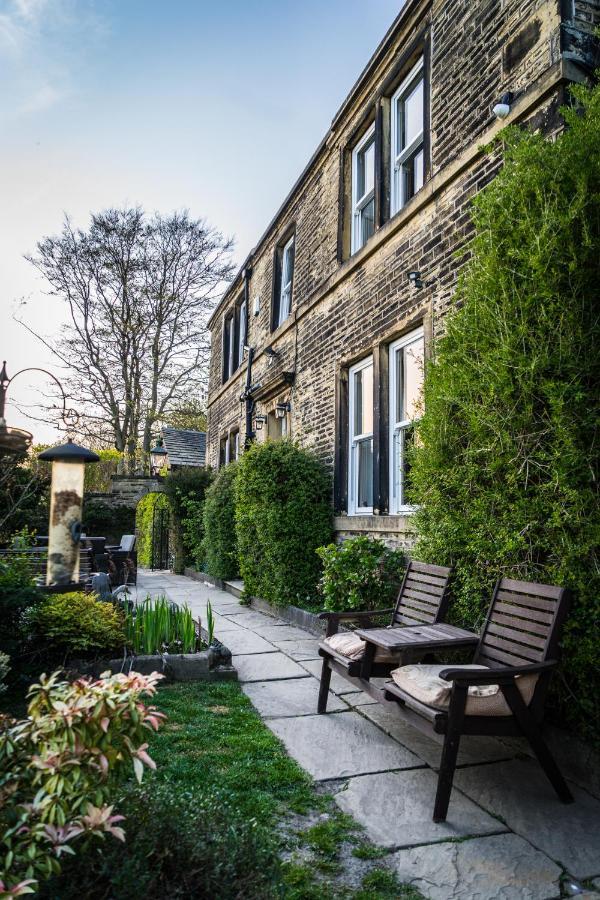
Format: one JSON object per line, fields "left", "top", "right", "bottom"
{"left": 151, "top": 503, "right": 171, "bottom": 570}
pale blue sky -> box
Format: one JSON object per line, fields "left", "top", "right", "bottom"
{"left": 0, "top": 0, "right": 403, "bottom": 440}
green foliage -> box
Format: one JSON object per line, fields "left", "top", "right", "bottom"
{"left": 162, "top": 395, "right": 207, "bottom": 432}
{"left": 23, "top": 592, "right": 125, "bottom": 657}
{"left": 410, "top": 82, "right": 600, "bottom": 742}
{"left": 235, "top": 441, "right": 333, "bottom": 608}
{"left": 163, "top": 467, "right": 213, "bottom": 572}
{"left": 0, "top": 532, "right": 43, "bottom": 658}
{"left": 316, "top": 537, "right": 405, "bottom": 612}
{"left": 40, "top": 784, "right": 280, "bottom": 900}
{"left": 0, "top": 460, "right": 50, "bottom": 543}
{"left": 82, "top": 499, "right": 135, "bottom": 545}
{"left": 205, "top": 599, "right": 215, "bottom": 645}
{"left": 0, "top": 670, "right": 165, "bottom": 895}
{"left": 202, "top": 461, "right": 239, "bottom": 579}
{"left": 83, "top": 449, "right": 123, "bottom": 493}
{"left": 0, "top": 653, "right": 9, "bottom": 697}
{"left": 135, "top": 492, "right": 170, "bottom": 568}
{"left": 123, "top": 595, "right": 201, "bottom": 654}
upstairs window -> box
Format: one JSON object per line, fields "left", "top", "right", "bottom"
{"left": 272, "top": 234, "right": 295, "bottom": 329}
{"left": 236, "top": 296, "right": 247, "bottom": 366}
{"left": 351, "top": 125, "right": 375, "bottom": 254}
{"left": 390, "top": 57, "right": 425, "bottom": 216}
{"left": 389, "top": 327, "right": 424, "bottom": 512}
{"left": 222, "top": 314, "right": 234, "bottom": 383}
{"left": 348, "top": 356, "right": 374, "bottom": 514}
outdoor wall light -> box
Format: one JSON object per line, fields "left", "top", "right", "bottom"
{"left": 492, "top": 91, "right": 514, "bottom": 120}
{"left": 38, "top": 440, "right": 99, "bottom": 586}
{"left": 264, "top": 346, "right": 279, "bottom": 359}
{"left": 275, "top": 402, "right": 291, "bottom": 419}
{"left": 253, "top": 414, "right": 267, "bottom": 431}
{"left": 408, "top": 271, "right": 436, "bottom": 290}
{"left": 253, "top": 296, "right": 260, "bottom": 316}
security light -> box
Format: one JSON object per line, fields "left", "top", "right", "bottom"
{"left": 275, "top": 402, "right": 291, "bottom": 419}
{"left": 493, "top": 92, "right": 513, "bottom": 120}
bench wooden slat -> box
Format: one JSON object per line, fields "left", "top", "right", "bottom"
{"left": 492, "top": 611, "right": 549, "bottom": 637}
{"left": 404, "top": 572, "right": 449, "bottom": 588}
{"left": 409, "top": 561, "right": 453, "bottom": 577}
{"left": 495, "top": 600, "right": 554, "bottom": 625}
{"left": 486, "top": 621, "right": 547, "bottom": 651}
{"left": 499, "top": 577, "right": 563, "bottom": 599}
{"left": 403, "top": 586, "right": 444, "bottom": 605}
{"left": 496, "top": 589, "right": 558, "bottom": 612}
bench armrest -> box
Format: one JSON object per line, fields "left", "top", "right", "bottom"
{"left": 438, "top": 660, "right": 558, "bottom": 685}
{"left": 318, "top": 608, "right": 394, "bottom": 637}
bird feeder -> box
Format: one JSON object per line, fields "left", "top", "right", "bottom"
{"left": 38, "top": 440, "right": 99, "bottom": 586}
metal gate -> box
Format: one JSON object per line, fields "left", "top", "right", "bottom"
{"left": 151, "top": 503, "right": 171, "bottom": 570}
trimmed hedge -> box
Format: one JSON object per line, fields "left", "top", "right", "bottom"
{"left": 235, "top": 441, "right": 333, "bottom": 607}
{"left": 163, "top": 468, "right": 213, "bottom": 572}
{"left": 202, "top": 462, "right": 239, "bottom": 581}
{"left": 135, "top": 492, "right": 171, "bottom": 568}
{"left": 410, "top": 81, "right": 600, "bottom": 743}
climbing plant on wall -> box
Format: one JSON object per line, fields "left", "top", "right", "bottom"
{"left": 410, "top": 81, "right": 600, "bottom": 743}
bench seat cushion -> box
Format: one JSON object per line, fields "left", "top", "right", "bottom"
{"left": 390, "top": 664, "right": 538, "bottom": 716}
{"left": 323, "top": 632, "right": 398, "bottom": 664}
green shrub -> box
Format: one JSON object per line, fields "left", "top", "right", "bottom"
{"left": 163, "top": 468, "right": 213, "bottom": 572}
{"left": 39, "top": 784, "right": 281, "bottom": 900}
{"left": 410, "top": 81, "right": 600, "bottom": 743}
{"left": 0, "top": 652, "right": 9, "bottom": 696}
{"left": 23, "top": 592, "right": 125, "bottom": 657}
{"left": 84, "top": 448, "right": 123, "bottom": 493}
{"left": 83, "top": 498, "right": 135, "bottom": 545}
{"left": 0, "top": 531, "right": 43, "bottom": 658}
{"left": 0, "top": 670, "right": 165, "bottom": 896}
{"left": 317, "top": 536, "right": 405, "bottom": 612}
{"left": 135, "top": 492, "right": 171, "bottom": 568}
{"left": 235, "top": 441, "right": 333, "bottom": 607}
{"left": 202, "top": 462, "right": 239, "bottom": 580}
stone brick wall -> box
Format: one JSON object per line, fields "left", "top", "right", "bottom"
{"left": 207, "top": 0, "right": 597, "bottom": 546}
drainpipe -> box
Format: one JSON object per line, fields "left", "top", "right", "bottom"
{"left": 243, "top": 347, "right": 255, "bottom": 449}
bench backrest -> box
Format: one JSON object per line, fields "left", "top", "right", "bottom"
{"left": 392, "top": 560, "right": 453, "bottom": 627}
{"left": 475, "top": 576, "right": 569, "bottom": 670}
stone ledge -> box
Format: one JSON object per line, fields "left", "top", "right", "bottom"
{"left": 334, "top": 514, "right": 417, "bottom": 534}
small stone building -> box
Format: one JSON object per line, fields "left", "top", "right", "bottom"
{"left": 206, "top": 0, "right": 599, "bottom": 548}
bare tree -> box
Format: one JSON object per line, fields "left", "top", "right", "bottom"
{"left": 22, "top": 208, "right": 233, "bottom": 471}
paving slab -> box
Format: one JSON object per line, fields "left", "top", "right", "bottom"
{"left": 266, "top": 711, "right": 421, "bottom": 780}
{"left": 335, "top": 769, "right": 505, "bottom": 848}
{"left": 234, "top": 652, "right": 311, "bottom": 683}
{"left": 454, "top": 759, "right": 600, "bottom": 880}
{"left": 271, "top": 638, "right": 322, "bottom": 661}
{"left": 358, "top": 702, "right": 514, "bottom": 768}
{"left": 298, "top": 659, "right": 362, "bottom": 694}
{"left": 242, "top": 678, "right": 348, "bottom": 717}
{"left": 229, "top": 611, "right": 289, "bottom": 629}
{"left": 247, "top": 624, "right": 313, "bottom": 642}
{"left": 342, "top": 692, "right": 378, "bottom": 707}
{"left": 221, "top": 630, "right": 278, "bottom": 655}
{"left": 390, "top": 833, "right": 562, "bottom": 900}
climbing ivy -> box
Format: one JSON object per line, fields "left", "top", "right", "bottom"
{"left": 135, "top": 492, "right": 171, "bottom": 568}
{"left": 410, "top": 81, "right": 600, "bottom": 742}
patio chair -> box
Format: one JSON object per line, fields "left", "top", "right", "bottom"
{"left": 382, "top": 576, "right": 574, "bottom": 822}
{"left": 317, "top": 560, "right": 454, "bottom": 713}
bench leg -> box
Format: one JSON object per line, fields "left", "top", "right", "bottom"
{"left": 502, "top": 683, "right": 574, "bottom": 804}
{"left": 433, "top": 685, "right": 467, "bottom": 822}
{"left": 318, "top": 658, "right": 332, "bottom": 714}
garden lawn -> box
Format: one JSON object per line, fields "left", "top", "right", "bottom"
{"left": 41, "top": 680, "right": 422, "bottom": 899}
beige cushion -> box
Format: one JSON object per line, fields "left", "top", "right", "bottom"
{"left": 390, "top": 664, "right": 538, "bottom": 716}
{"left": 324, "top": 632, "right": 398, "bottom": 664}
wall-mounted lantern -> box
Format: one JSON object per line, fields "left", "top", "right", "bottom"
{"left": 38, "top": 440, "right": 99, "bottom": 586}
{"left": 275, "top": 401, "right": 291, "bottom": 420}
{"left": 254, "top": 414, "right": 267, "bottom": 431}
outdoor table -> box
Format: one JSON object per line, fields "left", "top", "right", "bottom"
{"left": 355, "top": 622, "right": 479, "bottom": 676}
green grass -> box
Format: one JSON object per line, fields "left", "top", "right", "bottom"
{"left": 39, "top": 679, "right": 423, "bottom": 898}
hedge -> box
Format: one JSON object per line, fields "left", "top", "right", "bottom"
{"left": 410, "top": 81, "right": 600, "bottom": 743}
{"left": 235, "top": 441, "right": 333, "bottom": 607}
{"left": 202, "top": 462, "right": 239, "bottom": 581}
{"left": 135, "top": 492, "right": 171, "bottom": 568}
{"left": 163, "top": 468, "right": 213, "bottom": 572}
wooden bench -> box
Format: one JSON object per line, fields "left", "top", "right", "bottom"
{"left": 381, "top": 576, "right": 574, "bottom": 821}
{"left": 317, "top": 560, "right": 454, "bottom": 712}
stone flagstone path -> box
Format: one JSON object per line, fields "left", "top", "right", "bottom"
{"left": 137, "top": 570, "right": 600, "bottom": 900}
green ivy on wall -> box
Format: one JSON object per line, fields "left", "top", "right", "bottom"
{"left": 410, "top": 81, "right": 600, "bottom": 743}
{"left": 135, "top": 492, "right": 171, "bottom": 568}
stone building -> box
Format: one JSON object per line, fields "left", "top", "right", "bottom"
{"left": 206, "top": 0, "right": 599, "bottom": 548}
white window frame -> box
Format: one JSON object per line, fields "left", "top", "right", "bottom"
{"left": 277, "top": 235, "right": 294, "bottom": 327}
{"left": 351, "top": 124, "right": 376, "bottom": 254}
{"left": 348, "top": 355, "right": 374, "bottom": 515}
{"left": 237, "top": 297, "right": 247, "bottom": 365}
{"left": 390, "top": 56, "right": 425, "bottom": 217}
{"left": 389, "top": 327, "right": 424, "bottom": 514}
